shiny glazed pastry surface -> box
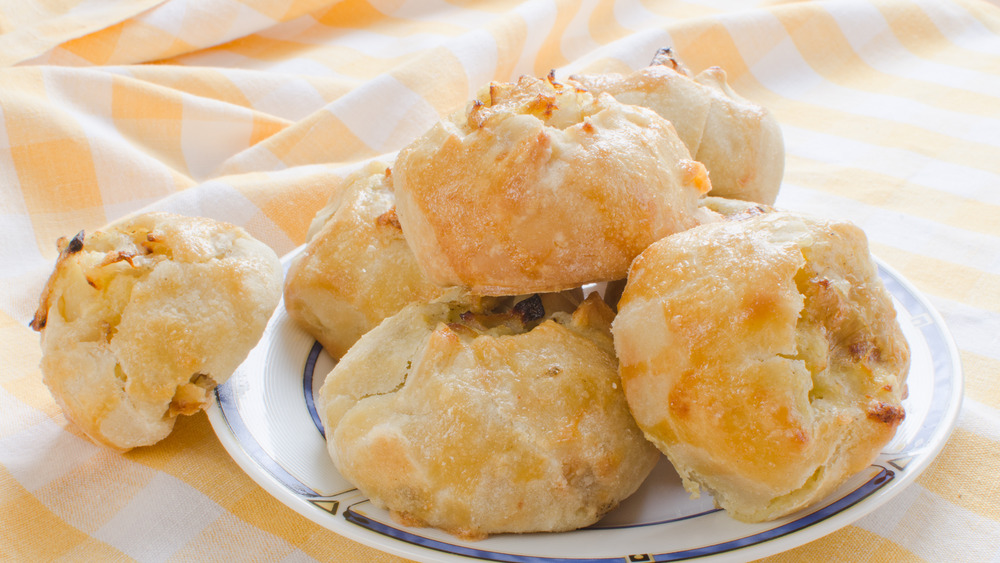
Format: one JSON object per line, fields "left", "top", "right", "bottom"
{"left": 284, "top": 162, "right": 450, "bottom": 359}
{"left": 393, "top": 73, "right": 712, "bottom": 295}
{"left": 612, "top": 212, "right": 909, "bottom": 522}
{"left": 570, "top": 49, "right": 784, "bottom": 205}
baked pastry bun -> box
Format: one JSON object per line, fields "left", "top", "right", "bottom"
{"left": 570, "top": 48, "right": 784, "bottom": 205}
{"left": 393, "top": 73, "right": 713, "bottom": 295}
{"left": 318, "top": 292, "right": 660, "bottom": 539}
{"left": 31, "top": 213, "right": 282, "bottom": 451}
{"left": 612, "top": 212, "right": 909, "bottom": 522}
{"left": 284, "top": 162, "right": 450, "bottom": 358}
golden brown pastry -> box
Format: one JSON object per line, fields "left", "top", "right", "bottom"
{"left": 319, "top": 292, "right": 660, "bottom": 539}
{"left": 612, "top": 212, "right": 909, "bottom": 522}
{"left": 284, "top": 162, "right": 450, "bottom": 358}
{"left": 31, "top": 213, "right": 282, "bottom": 451}
{"left": 393, "top": 73, "right": 713, "bottom": 296}
{"left": 594, "top": 198, "right": 771, "bottom": 311}
{"left": 570, "top": 48, "right": 784, "bottom": 205}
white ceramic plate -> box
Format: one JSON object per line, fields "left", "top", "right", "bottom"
{"left": 207, "top": 250, "right": 962, "bottom": 563}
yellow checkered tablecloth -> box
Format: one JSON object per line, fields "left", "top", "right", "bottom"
{"left": 2, "top": 0, "right": 998, "bottom": 561}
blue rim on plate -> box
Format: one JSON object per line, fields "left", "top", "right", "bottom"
{"left": 207, "top": 252, "right": 963, "bottom": 563}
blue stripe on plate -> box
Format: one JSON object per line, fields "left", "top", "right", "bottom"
{"left": 343, "top": 467, "right": 893, "bottom": 563}
{"left": 303, "top": 341, "right": 326, "bottom": 438}
{"left": 648, "top": 467, "right": 894, "bottom": 562}
{"left": 215, "top": 380, "right": 320, "bottom": 497}
{"left": 344, "top": 505, "right": 621, "bottom": 563}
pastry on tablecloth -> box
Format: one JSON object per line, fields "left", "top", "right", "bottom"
{"left": 31, "top": 213, "right": 282, "bottom": 451}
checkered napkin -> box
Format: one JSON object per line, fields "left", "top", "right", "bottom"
{"left": 2, "top": 0, "right": 999, "bottom": 561}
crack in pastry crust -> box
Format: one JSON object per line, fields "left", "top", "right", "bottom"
{"left": 319, "top": 293, "right": 659, "bottom": 539}
{"left": 612, "top": 212, "right": 909, "bottom": 522}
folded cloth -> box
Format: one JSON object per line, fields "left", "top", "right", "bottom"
{"left": 2, "top": 0, "right": 999, "bottom": 561}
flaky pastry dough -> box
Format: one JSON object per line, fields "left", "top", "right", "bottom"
{"left": 31, "top": 213, "right": 282, "bottom": 451}
{"left": 284, "top": 162, "right": 450, "bottom": 358}
{"left": 393, "top": 73, "right": 712, "bottom": 295}
{"left": 570, "top": 49, "right": 784, "bottom": 205}
{"left": 319, "top": 293, "right": 659, "bottom": 538}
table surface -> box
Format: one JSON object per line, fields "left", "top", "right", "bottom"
{"left": 2, "top": 1, "right": 999, "bottom": 561}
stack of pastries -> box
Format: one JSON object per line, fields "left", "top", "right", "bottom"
{"left": 286, "top": 48, "right": 910, "bottom": 539}
{"left": 30, "top": 47, "right": 909, "bottom": 537}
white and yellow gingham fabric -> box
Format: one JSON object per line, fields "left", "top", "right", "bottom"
{"left": 2, "top": 0, "right": 999, "bottom": 561}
